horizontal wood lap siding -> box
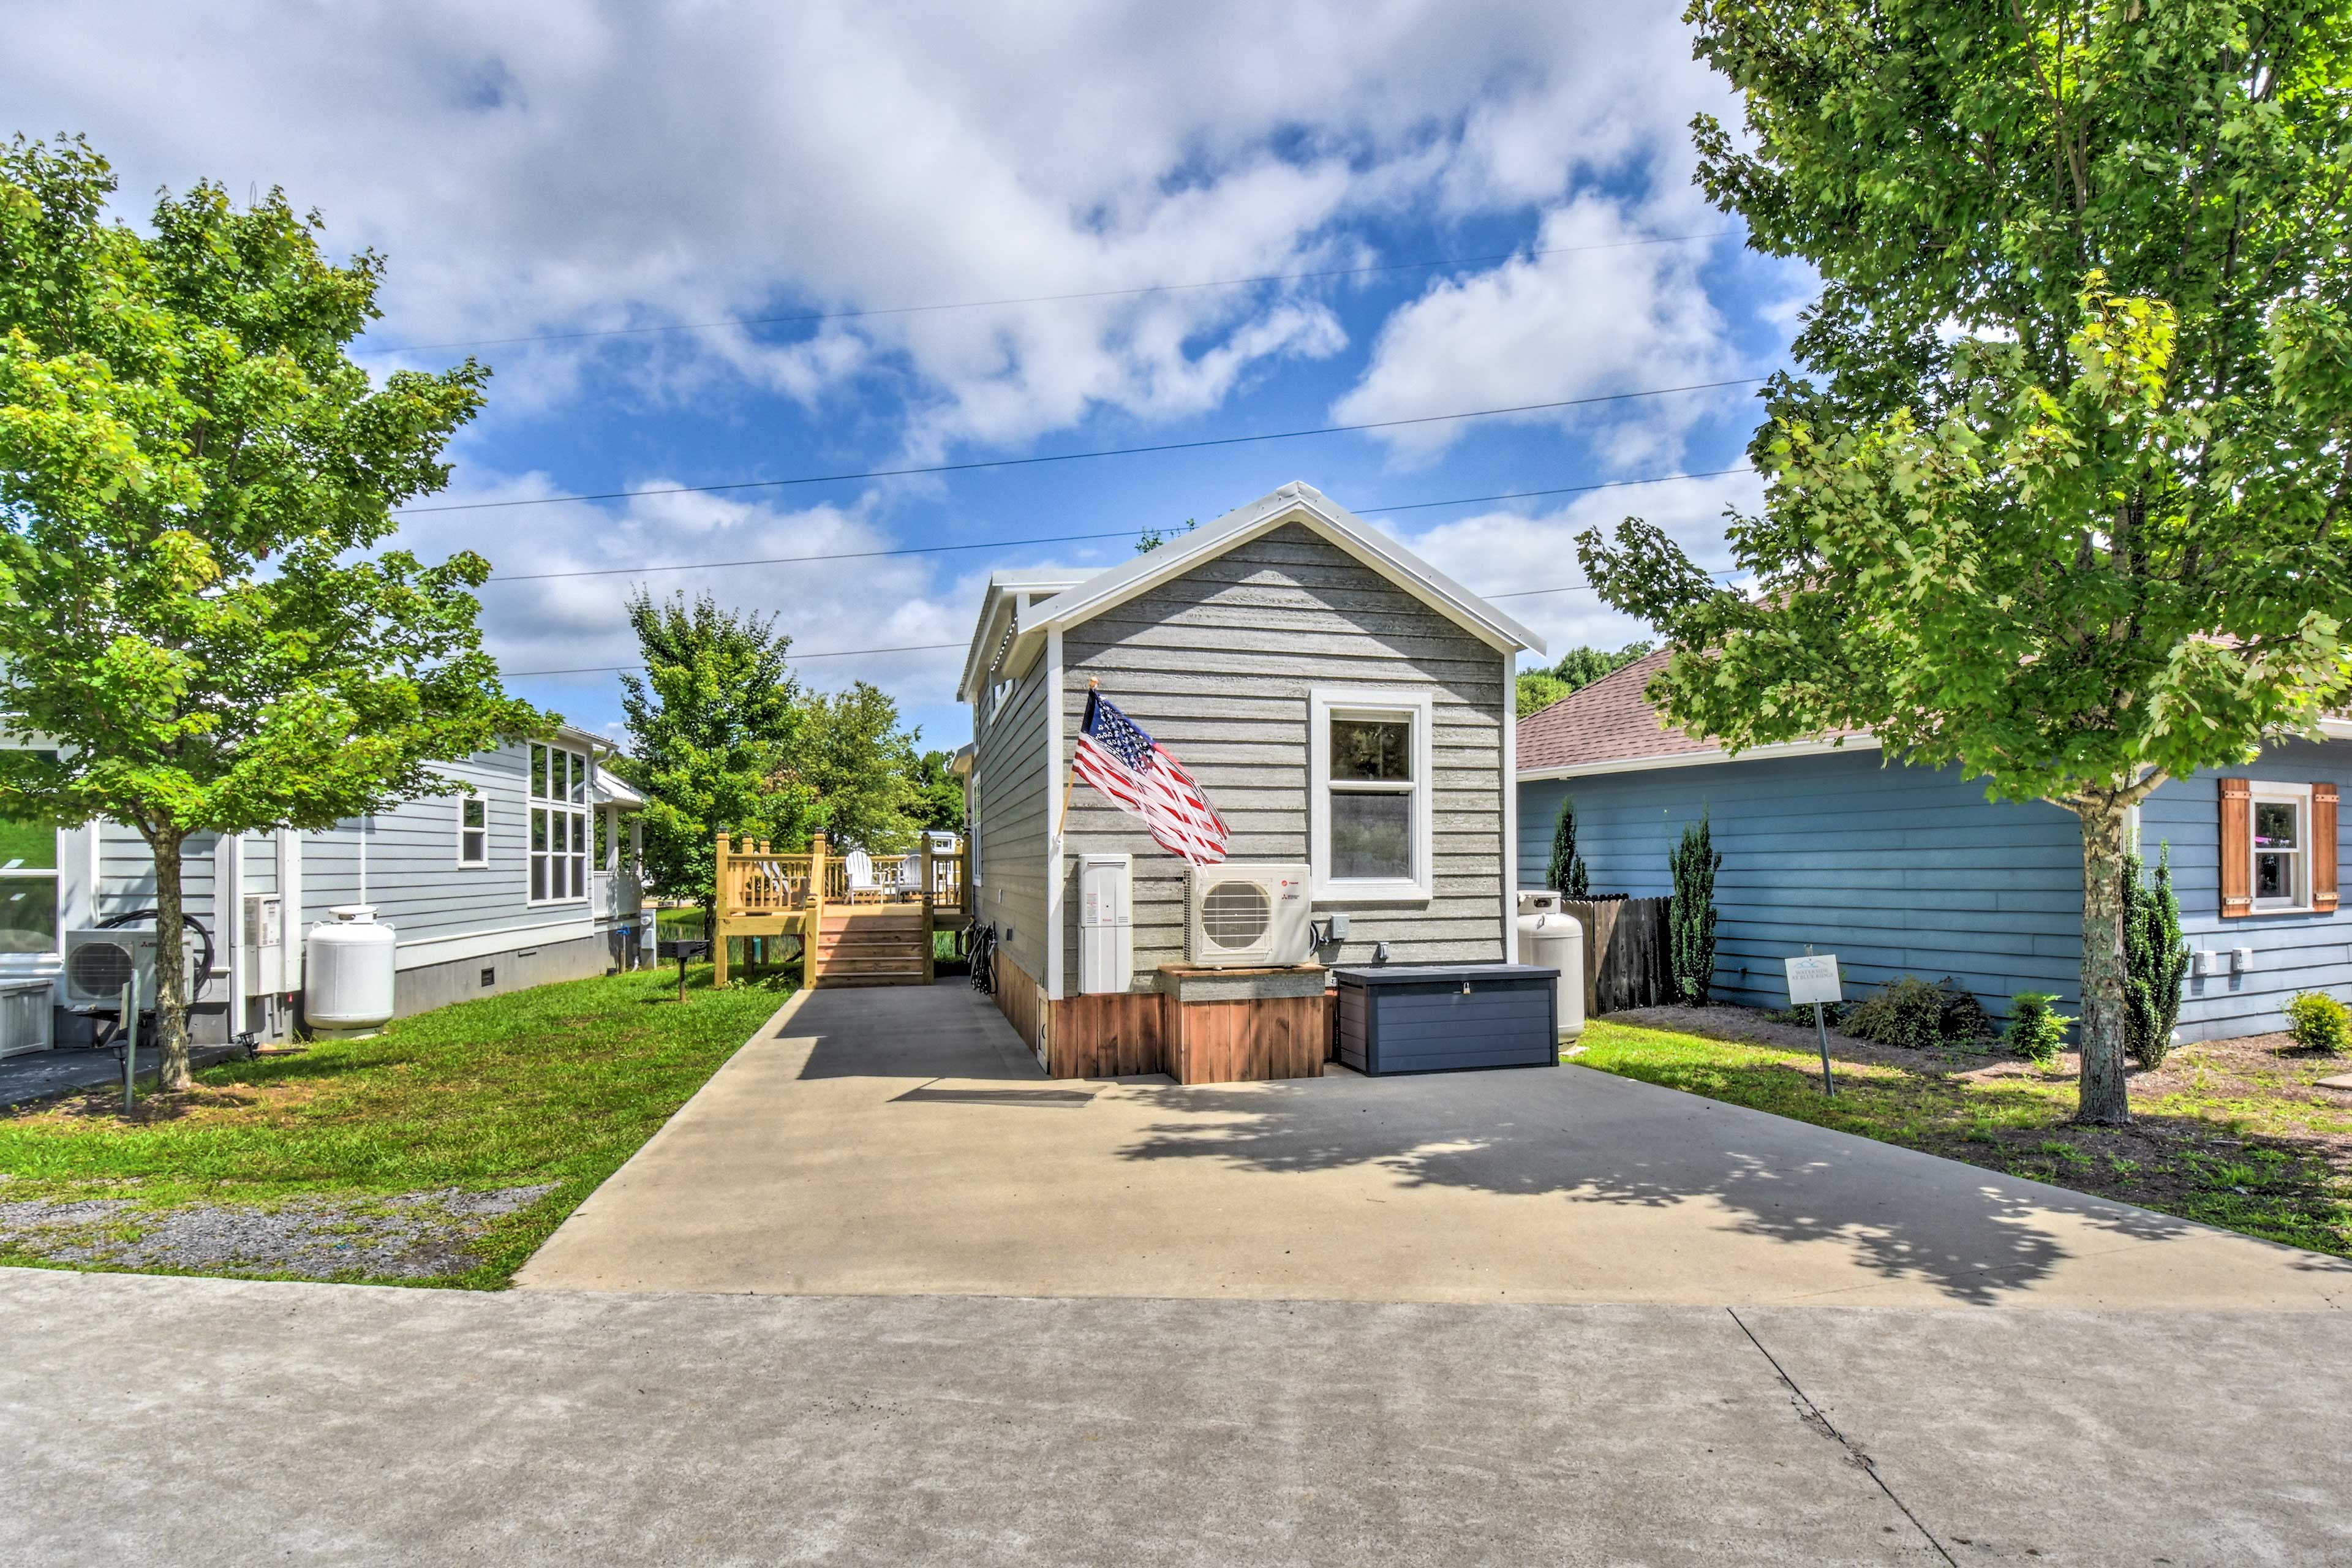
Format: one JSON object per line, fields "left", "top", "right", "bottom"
{"left": 1059, "top": 522, "right": 1508, "bottom": 992}
{"left": 2142, "top": 741, "right": 2352, "bottom": 1041}
{"left": 971, "top": 647, "right": 1051, "bottom": 990}
{"left": 1518, "top": 751, "right": 2086, "bottom": 1018}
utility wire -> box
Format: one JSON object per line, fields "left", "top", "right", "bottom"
{"left": 360, "top": 230, "right": 1737, "bottom": 357}
{"left": 402, "top": 380, "right": 1763, "bottom": 517}
{"left": 480, "top": 467, "right": 1755, "bottom": 584}
{"left": 497, "top": 571, "right": 1744, "bottom": 677}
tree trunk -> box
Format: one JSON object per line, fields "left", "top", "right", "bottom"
{"left": 2073, "top": 801, "right": 2133, "bottom": 1126}
{"left": 149, "top": 827, "right": 193, "bottom": 1093}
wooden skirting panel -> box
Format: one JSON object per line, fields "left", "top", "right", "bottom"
{"left": 1048, "top": 993, "right": 1167, "bottom": 1079}
{"left": 995, "top": 951, "right": 1043, "bottom": 1054}
{"left": 1163, "top": 994, "right": 1326, "bottom": 1085}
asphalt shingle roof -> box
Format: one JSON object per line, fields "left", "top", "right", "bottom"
{"left": 1515, "top": 649, "right": 1711, "bottom": 772}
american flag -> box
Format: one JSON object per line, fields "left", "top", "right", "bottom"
{"left": 1071, "top": 690, "right": 1230, "bottom": 865}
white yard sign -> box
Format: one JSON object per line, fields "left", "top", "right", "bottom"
{"left": 1785, "top": 954, "right": 1843, "bottom": 1008}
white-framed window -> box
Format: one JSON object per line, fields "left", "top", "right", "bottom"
{"left": 0, "top": 748, "right": 60, "bottom": 957}
{"left": 2251, "top": 782, "right": 2313, "bottom": 910}
{"left": 529, "top": 741, "right": 590, "bottom": 904}
{"left": 1308, "top": 687, "right": 1434, "bottom": 904}
{"left": 458, "top": 796, "right": 488, "bottom": 867}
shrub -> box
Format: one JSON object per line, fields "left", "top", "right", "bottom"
{"left": 1547, "top": 796, "right": 1591, "bottom": 900}
{"left": 1841, "top": 974, "right": 1992, "bottom": 1050}
{"left": 2003, "top": 992, "right": 2073, "bottom": 1064}
{"left": 1667, "top": 815, "right": 1721, "bottom": 1005}
{"left": 2123, "top": 840, "right": 2191, "bottom": 1070}
{"left": 2284, "top": 991, "right": 2351, "bottom": 1054}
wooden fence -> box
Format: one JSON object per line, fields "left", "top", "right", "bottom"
{"left": 712, "top": 830, "right": 969, "bottom": 987}
{"left": 1558, "top": 896, "right": 1673, "bottom": 1016}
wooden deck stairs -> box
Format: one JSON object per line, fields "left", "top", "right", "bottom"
{"left": 711, "top": 830, "right": 967, "bottom": 990}
{"left": 813, "top": 907, "right": 931, "bottom": 987}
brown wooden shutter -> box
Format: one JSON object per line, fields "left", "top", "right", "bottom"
{"left": 2219, "top": 778, "right": 2253, "bottom": 919}
{"left": 2314, "top": 782, "right": 2340, "bottom": 914}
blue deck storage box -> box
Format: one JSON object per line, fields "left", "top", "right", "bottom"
{"left": 1332, "top": 965, "right": 1559, "bottom": 1076}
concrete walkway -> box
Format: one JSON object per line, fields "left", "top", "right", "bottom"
{"left": 3, "top": 1268, "right": 2346, "bottom": 1566}
{"left": 520, "top": 981, "right": 2352, "bottom": 1308}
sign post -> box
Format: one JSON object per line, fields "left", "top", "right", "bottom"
{"left": 1784, "top": 952, "right": 1842, "bottom": 1096}
{"left": 119, "top": 975, "right": 140, "bottom": 1115}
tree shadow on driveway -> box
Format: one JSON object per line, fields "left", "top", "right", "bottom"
{"left": 1110, "top": 1066, "right": 2346, "bottom": 1306}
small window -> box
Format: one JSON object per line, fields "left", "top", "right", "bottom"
{"left": 1310, "top": 688, "right": 1434, "bottom": 903}
{"left": 0, "top": 748, "right": 61, "bottom": 957}
{"left": 458, "top": 797, "right": 488, "bottom": 867}
{"left": 2252, "top": 785, "right": 2312, "bottom": 910}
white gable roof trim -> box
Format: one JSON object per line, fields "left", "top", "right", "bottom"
{"left": 1011, "top": 481, "right": 1545, "bottom": 663}
{"left": 955, "top": 570, "right": 1085, "bottom": 703}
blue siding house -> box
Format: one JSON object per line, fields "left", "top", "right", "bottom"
{"left": 1517, "top": 652, "right": 2352, "bottom": 1043}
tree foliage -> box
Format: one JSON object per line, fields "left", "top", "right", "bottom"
{"left": 0, "top": 136, "right": 541, "bottom": 1087}
{"left": 1581, "top": 2, "right": 2352, "bottom": 1122}
{"left": 2123, "top": 839, "right": 2192, "bottom": 1069}
{"left": 618, "top": 592, "right": 810, "bottom": 927}
{"left": 1546, "top": 796, "right": 1591, "bottom": 899}
{"left": 1666, "top": 815, "right": 1722, "bottom": 1006}
{"left": 790, "top": 682, "right": 924, "bottom": 853}
{"left": 1515, "top": 641, "right": 1653, "bottom": 718}
{"left": 909, "top": 748, "right": 966, "bottom": 835}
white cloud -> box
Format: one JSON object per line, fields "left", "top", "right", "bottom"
{"left": 1, "top": 0, "right": 1736, "bottom": 454}
{"left": 1332, "top": 200, "right": 1743, "bottom": 469}
{"left": 1393, "top": 468, "right": 1765, "bottom": 659}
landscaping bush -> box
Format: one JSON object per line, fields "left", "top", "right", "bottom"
{"left": 2003, "top": 992, "right": 2073, "bottom": 1064}
{"left": 2124, "top": 840, "right": 2192, "bottom": 1070}
{"left": 1840, "top": 975, "right": 1992, "bottom": 1050}
{"left": 1666, "top": 815, "right": 1721, "bottom": 1005}
{"left": 2285, "top": 991, "right": 2351, "bottom": 1054}
{"left": 1547, "top": 796, "right": 1591, "bottom": 900}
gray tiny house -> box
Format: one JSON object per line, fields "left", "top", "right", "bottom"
{"left": 1516, "top": 652, "right": 2352, "bottom": 1042}
{"left": 958, "top": 481, "right": 1545, "bottom": 1079}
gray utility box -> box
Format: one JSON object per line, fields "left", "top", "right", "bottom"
{"left": 1332, "top": 965, "right": 1560, "bottom": 1076}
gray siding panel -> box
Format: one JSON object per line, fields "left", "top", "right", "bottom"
{"left": 1061, "top": 522, "right": 1509, "bottom": 992}
{"left": 970, "top": 646, "right": 1052, "bottom": 987}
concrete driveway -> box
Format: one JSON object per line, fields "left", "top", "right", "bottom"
{"left": 519, "top": 981, "right": 2351, "bottom": 1308}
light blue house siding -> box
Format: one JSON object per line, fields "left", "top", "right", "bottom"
{"left": 2145, "top": 738, "right": 2352, "bottom": 1041}
{"left": 1517, "top": 737, "right": 2352, "bottom": 1043}
{"left": 1518, "top": 748, "right": 2084, "bottom": 1018}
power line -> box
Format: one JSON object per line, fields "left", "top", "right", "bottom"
{"left": 496, "top": 572, "right": 1745, "bottom": 677}
{"left": 403, "top": 379, "right": 1764, "bottom": 517}
{"left": 480, "top": 467, "right": 1756, "bottom": 584}
{"left": 359, "top": 230, "right": 1737, "bottom": 357}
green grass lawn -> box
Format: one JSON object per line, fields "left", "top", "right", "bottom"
{"left": 0, "top": 964, "right": 790, "bottom": 1287}
{"left": 1577, "top": 1016, "right": 2352, "bottom": 1257}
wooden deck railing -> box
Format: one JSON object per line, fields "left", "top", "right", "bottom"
{"left": 712, "top": 831, "right": 968, "bottom": 987}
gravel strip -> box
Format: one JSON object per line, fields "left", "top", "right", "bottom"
{"left": 0, "top": 1185, "right": 557, "bottom": 1280}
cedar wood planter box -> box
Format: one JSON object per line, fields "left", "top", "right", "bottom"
{"left": 1332, "top": 965, "right": 1559, "bottom": 1076}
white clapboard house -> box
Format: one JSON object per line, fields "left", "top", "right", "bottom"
{"left": 0, "top": 725, "right": 647, "bottom": 1055}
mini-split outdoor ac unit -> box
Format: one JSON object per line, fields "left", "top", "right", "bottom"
{"left": 1183, "top": 862, "right": 1313, "bottom": 968}
{"left": 61, "top": 929, "right": 194, "bottom": 1008}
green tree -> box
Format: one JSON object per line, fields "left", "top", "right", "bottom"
{"left": 1136, "top": 517, "right": 1195, "bottom": 553}
{"left": 1667, "top": 815, "right": 1721, "bottom": 1006}
{"left": 0, "top": 137, "right": 540, "bottom": 1090}
{"left": 2124, "top": 839, "right": 2192, "bottom": 1070}
{"left": 791, "top": 682, "right": 924, "bottom": 851}
{"left": 1580, "top": 2, "right": 2352, "bottom": 1123}
{"left": 1516, "top": 641, "right": 1653, "bottom": 717}
{"left": 618, "top": 591, "right": 810, "bottom": 937}
{"left": 1545, "top": 796, "right": 1592, "bottom": 899}
{"left": 908, "top": 748, "right": 966, "bottom": 835}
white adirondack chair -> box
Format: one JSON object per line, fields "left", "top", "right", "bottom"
{"left": 842, "top": 848, "right": 885, "bottom": 903}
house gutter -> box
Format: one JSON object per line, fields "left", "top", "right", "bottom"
{"left": 1516, "top": 734, "right": 1882, "bottom": 783}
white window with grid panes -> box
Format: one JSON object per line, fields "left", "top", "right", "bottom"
{"left": 458, "top": 796, "right": 488, "bottom": 867}
{"left": 0, "top": 748, "right": 61, "bottom": 959}
{"left": 1308, "top": 687, "right": 1434, "bottom": 904}
{"left": 2251, "top": 782, "right": 2313, "bottom": 911}
{"left": 529, "top": 742, "right": 590, "bottom": 904}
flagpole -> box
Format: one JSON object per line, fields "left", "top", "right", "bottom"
{"left": 1056, "top": 678, "right": 1098, "bottom": 840}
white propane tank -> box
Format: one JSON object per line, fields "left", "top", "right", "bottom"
{"left": 306, "top": 905, "right": 397, "bottom": 1037}
{"left": 1515, "top": 890, "right": 1585, "bottom": 1044}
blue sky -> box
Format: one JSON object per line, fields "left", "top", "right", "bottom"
{"left": 4, "top": 1, "right": 1811, "bottom": 756}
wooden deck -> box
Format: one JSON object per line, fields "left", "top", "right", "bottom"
{"left": 712, "top": 831, "right": 967, "bottom": 989}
